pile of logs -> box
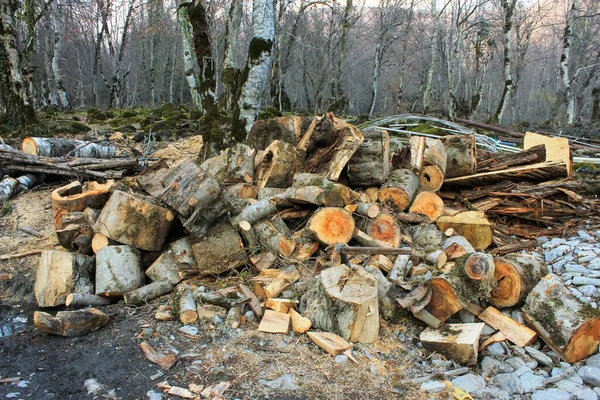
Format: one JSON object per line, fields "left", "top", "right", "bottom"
{"left": 28, "top": 114, "right": 600, "bottom": 365}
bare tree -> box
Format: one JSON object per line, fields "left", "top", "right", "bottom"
{"left": 493, "top": 0, "right": 517, "bottom": 123}
{"left": 51, "top": 0, "right": 71, "bottom": 109}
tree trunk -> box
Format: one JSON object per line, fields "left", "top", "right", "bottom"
{"left": 51, "top": 0, "right": 70, "bottom": 109}
{"left": 489, "top": 253, "right": 546, "bottom": 308}
{"left": 177, "top": 3, "right": 202, "bottom": 109}
{"left": 221, "top": 0, "right": 243, "bottom": 113}
{"left": 422, "top": 0, "right": 438, "bottom": 114}
{"left": 124, "top": 281, "right": 174, "bottom": 306}
{"left": 22, "top": 138, "right": 116, "bottom": 158}
{"left": 200, "top": 143, "right": 256, "bottom": 184}
{"left": 493, "top": 0, "right": 516, "bottom": 124}
{"left": 34, "top": 308, "right": 109, "bottom": 337}
{"left": 95, "top": 245, "right": 144, "bottom": 296}
{"left": 558, "top": 0, "right": 577, "bottom": 126}
{"left": 347, "top": 127, "right": 390, "bottom": 187}
{"left": 379, "top": 169, "right": 419, "bottom": 211}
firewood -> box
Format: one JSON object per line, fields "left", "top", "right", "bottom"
{"left": 230, "top": 197, "right": 279, "bottom": 229}
{"left": 177, "top": 284, "right": 198, "bottom": 324}
{"left": 265, "top": 298, "right": 296, "bottom": 313}
{"left": 65, "top": 293, "right": 112, "bottom": 307}
{"left": 410, "top": 137, "right": 447, "bottom": 192}
{"left": 443, "top": 135, "right": 476, "bottom": 178}
{"left": 264, "top": 266, "right": 300, "bottom": 298}
{"left": 136, "top": 163, "right": 172, "bottom": 197}
{"left": 257, "top": 187, "right": 286, "bottom": 200}
{"left": 298, "top": 207, "right": 355, "bottom": 246}
{"left": 296, "top": 112, "right": 347, "bottom": 152}
{"left": 420, "top": 323, "right": 485, "bottom": 365}
{"left": 364, "top": 187, "right": 380, "bottom": 203}
{"left": 395, "top": 212, "right": 429, "bottom": 224}
{"left": 379, "top": 169, "right": 419, "bottom": 211}
{"left": 436, "top": 211, "right": 492, "bottom": 250}
{"left": 476, "top": 145, "right": 546, "bottom": 173}
{"left": 413, "top": 309, "right": 442, "bottom": 329}
{"left": 463, "top": 252, "right": 495, "bottom": 281}
{"left": 289, "top": 308, "right": 312, "bottom": 333}
{"left": 145, "top": 237, "right": 198, "bottom": 284}
{"left": 238, "top": 283, "right": 263, "bottom": 319}
{"left": 95, "top": 245, "right": 144, "bottom": 296}
{"left": 347, "top": 127, "right": 390, "bottom": 187}
{"left": 200, "top": 143, "right": 256, "bottom": 183}
{"left": 369, "top": 254, "right": 394, "bottom": 273}
{"left": 468, "top": 304, "right": 537, "bottom": 348}
{"left": 139, "top": 342, "right": 177, "bottom": 370}
{"left": 408, "top": 191, "right": 445, "bottom": 222}
{"left": 83, "top": 207, "right": 101, "bottom": 230}
{"left": 255, "top": 140, "right": 302, "bottom": 188}
{"left": 34, "top": 308, "right": 109, "bottom": 337}
{"left": 301, "top": 265, "right": 378, "bottom": 343}
{"left": 51, "top": 180, "right": 113, "bottom": 228}
{"left": 194, "top": 291, "right": 240, "bottom": 308}
{"left": 191, "top": 222, "right": 247, "bottom": 276}
{"left": 345, "top": 202, "right": 379, "bottom": 218}
{"left": 124, "top": 281, "right": 174, "bottom": 306}
{"left": 279, "top": 209, "right": 313, "bottom": 220}
{"left": 479, "top": 331, "right": 507, "bottom": 351}
{"left": 442, "top": 236, "right": 475, "bottom": 259}
{"left": 0, "top": 177, "right": 18, "bottom": 201}
{"left": 290, "top": 241, "right": 319, "bottom": 260}
{"left": 22, "top": 137, "right": 116, "bottom": 158}
{"left": 56, "top": 223, "right": 93, "bottom": 254}
{"left": 351, "top": 228, "right": 392, "bottom": 248}
{"left": 35, "top": 250, "right": 94, "bottom": 307}
{"left": 524, "top": 131, "right": 572, "bottom": 177}
{"left": 357, "top": 212, "right": 403, "bottom": 247}
{"left": 258, "top": 309, "right": 290, "bottom": 334}
{"left": 155, "top": 305, "right": 174, "bottom": 321}
{"left": 97, "top": 190, "right": 175, "bottom": 251}
{"left": 488, "top": 253, "right": 546, "bottom": 308}
{"left": 224, "top": 183, "right": 257, "bottom": 200}
{"left": 249, "top": 252, "right": 276, "bottom": 270}
{"left": 248, "top": 115, "right": 310, "bottom": 149}
{"left": 306, "top": 331, "right": 351, "bottom": 356}
{"left": 254, "top": 218, "right": 296, "bottom": 257}
{"left": 290, "top": 173, "right": 359, "bottom": 206}
{"left": 426, "top": 250, "right": 447, "bottom": 269}
{"left": 91, "top": 233, "right": 115, "bottom": 253}
{"left": 522, "top": 274, "right": 600, "bottom": 362}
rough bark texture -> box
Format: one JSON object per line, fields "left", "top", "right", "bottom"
{"left": 247, "top": 116, "right": 311, "bottom": 150}
{"left": 489, "top": 253, "right": 546, "bottom": 308}
{"left": 124, "top": 281, "right": 174, "bottom": 306}
{"left": 191, "top": 222, "right": 247, "bottom": 276}
{"left": 145, "top": 237, "right": 198, "bottom": 284}
{"left": 200, "top": 143, "right": 256, "bottom": 183}
{"left": 22, "top": 138, "right": 115, "bottom": 158}
{"left": 379, "top": 169, "right": 419, "bottom": 211}
{"left": 34, "top": 308, "right": 109, "bottom": 337}
{"left": 347, "top": 127, "right": 390, "bottom": 187}
{"left": 95, "top": 245, "right": 144, "bottom": 296}
{"left": 255, "top": 140, "right": 301, "bottom": 188}
{"left": 443, "top": 135, "right": 476, "bottom": 178}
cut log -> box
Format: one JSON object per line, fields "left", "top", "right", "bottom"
{"left": 265, "top": 298, "right": 296, "bottom": 313}
{"left": 307, "top": 331, "right": 352, "bottom": 356}
{"left": 296, "top": 112, "right": 347, "bottom": 151}
{"left": 426, "top": 250, "right": 448, "bottom": 269}
{"left": 442, "top": 236, "right": 475, "bottom": 259}
{"left": 364, "top": 187, "right": 380, "bottom": 203}
{"left": 476, "top": 145, "right": 546, "bottom": 173}
{"left": 257, "top": 187, "right": 286, "bottom": 200}
{"left": 489, "top": 253, "right": 546, "bottom": 308}
{"left": 249, "top": 252, "right": 277, "bottom": 271}
{"left": 379, "top": 169, "right": 419, "bottom": 211}
{"left": 347, "top": 127, "right": 390, "bottom": 187}
{"left": 34, "top": 250, "right": 95, "bottom": 307}
{"left": 264, "top": 266, "right": 300, "bottom": 298}
{"left": 522, "top": 274, "right": 600, "bottom": 363}
{"left": 230, "top": 197, "right": 279, "bottom": 229}
{"left": 468, "top": 304, "right": 537, "bottom": 348}
{"left": 124, "top": 281, "right": 174, "bottom": 306}
{"left": 291, "top": 173, "right": 359, "bottom": 206}
{"left": 95, "top": 245, "right": 144, "bottom": 296}
{"left": 177, "top": 284, "right": 198, "bottom": 324}
{"left": 136, "top": 162, "right": 172, "bottom": 197}
{"left": 238, "top": 283, "right": 263, "bottom": 319}
{"left": 56, "top": 223, "right": 93, "bottom": 254}
{"left": 289, "top": 308, "right": 312, "bottom": 333}
{"left": 443, "top": 135, "right": 476, "bottom": 178}
{"left": 436, "top": 211, "right": 493, "bottom": 250}
{"left": 65, "top": 293, "right": 112, "bottom": 307}
{"left": 524, "top": 131, "right": 572, "bottom": 177}
{"left": 145, "top": 237, "right": 198, "bottom": 284}
{"left": 191, "top": 222, "right": 247, "bottom": 276}
{"left": 345, "top": 203, "right": 379, "bottom": 218}
{"left": 34, "top": 308, "right": 109, "bottom": 337}
{"left": 357, "top": 213, "right": 402, "bottom": 247}
{"left": 51, "top": 180, "right": 114, "bottom": 228}
{"left": 351, "top": 229, "right": 392, "bottom": 248}
{"left": 420, "top": 323, "right": 485, "bottom": 365}
{"left": 369, "top": 254, "right": 394, "bottom": 273}
{"left": 255, "top": 140, "right": 302, "bottom": 188}
{"left": 424, "top": 277, "right": 463, "bottom": 323}
{"left": 182, "top": 194, "right": 228, "bottom": 238}
{"left": 247, "top": 115, "right": 311, "bottom": 149}
{"left": 200, "top": 143, "right": 256, "bottom": 183}
{"left": 22, "top": 137, "right": 116, "bottom": 158}
{"left": 299, "top": 207, "right": 355, "bottom": 246}
{"left": 395, "top": 212, "right": 429, "bottom": 224}
{"left": 258, "top": 310, "right": 290, "bottom": 334}
{"left": 409, "top": 136, "right": 425, "bottom": 172}
{"left": 91, "top": 233, "right": 115, "bottom": 253}
{"left": 83, "top": 207, "right": 101, "bottom": 230}
{"left": 224, "top": 183, "right": 257, "bottom": 201}
{"left": 463, "top": 252, "right": 495, "bottom": 281}
{"left": 155, "top": 305, "right": 174, "bottom": 321}
{"left": 408, "top": 191, "right": 445, "bottom": 222}
{"left": 254, "top": 218, "right": 296, "bottom": 257}
{"left": 410, "top": 137, "right": 447, "bottom": 192}
{"left": 0, "top": 177, "right": 18, "bottom": 201}
{"left": 301, "top": 265, "right": 378, "bottom": 343}
{"left": 290, "top": 240, "right": 319, "bottom": 260}
{"left": 97, "top": 190, "right": 174, "bottom": 251}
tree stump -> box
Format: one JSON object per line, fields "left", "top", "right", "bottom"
{"left": 436, "top": 211, "right": 492, "bottom": 250}
{"left": 255, "top": 140, "right": 302, "bottom": 188}
{"left": 347, "top": 127, "right": 390, "bottom": 187}
{"left": 489, "top": 253, "right": 547, "bottom": 308}
{"left": 300, "top": 207, "right": 355, "bottom": 246}
{"left": 34, "top": 308, "right": 109, "bottom": 337}
{"left": 35, "top": 250, "right": 95, "bottom": 307}
{"left": 301, "top": 265, "right": 379, "bottom": 343}
{"left": 96, "top": 190, "right": 175, "bottom": 251}
{"left": 22, "top": 137, "right": 116, "bottom": 158}
{"left": 379, "top": 169, "right": 419, "bottom": 211}
{"left": 357, "top": 213, "right": 402, "bottom": 247}
{"left": 95, "top": 245, "right": 144, "bottom": 296}
{"left": 443, "top": 135, "right": 476, "bottom": 178}
{"left": 191, "top": 222, "right": 248, "bottom": 276}
{"left": 145, "top": 237, "right": 198, "bottom": 284}
{"left": 408, "top": 191, "right": 445, "bottom": 222}
{"left": 51, "top": 180, "right": 114, "bottom": 228}
{"left": 522, "top": 274, "right": 600, "bottom": 363}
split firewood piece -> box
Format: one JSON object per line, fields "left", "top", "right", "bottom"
{"left": 135, "top": 161, "right": 172, "bottom": 197}
{"left": 95, "top": 245, "right": 144, "bottom": 296}
{"left": 523, "top": 131, "right": 572, "bottom": 177}
{"left": 364, "top": 187, "right": 380, "bottom": 203}
{"left": 200, "top": 143, "right": 256, "bottom": 183}
{"left": 146, "top": 238, "right": 198, "bottom": 284}
{"left": 139, "top": 342, "right": 177, "bottom": 370}
{"left": 352, "top": 228, "right": 393, "bottom": 248}
{"left": 264, "top": 266, "right": 300, "bottom": 298}
{"left": 65, "top": 293, "right": 112, "bottom": 307}
{"left": 347, "top": 127, "right": 390, "bottom": 187}
{"left": 155, "top": 305, "right": 174, "bottom": 321}
{"left": 266, "top": 298, "right": 297, "bottom": 313}
{"left": 254, "top": 218, "right": 296, "bottom": 257}
{"left": 479, "top": 331, "right": 507, "bottom": 351}
{"left": 35, "top": 250, "right": 94, "bottom": 307}
{"left": 408, "top": 191, "right": 445, "bottom": 222}
{"left": 258, "top": 309, "right": 290, "bottom": 334}
{"left": 22, "top": 137, "right": 116, "bottom": 158}
{"left": 476, "top": 144, "right": 546, "bottom": 173}
{"left": 124, "top": 281, "right": 174, "bottom": 306}
{"left": 436, "top": 211, "right": 493, "bottom": 250}
{"left": 56, "top": 221, "right": 94, "bottom": 254}
{"left": 83, "top": 207, "right": 100, "bottom": 230}
{"left": 298, "top": 207, "right": 355, "bottom": 246}
{"left": 345, "top": 203, "right": 379, "bottom": 218}
{"left": 255, "top": 140, "right": 302, "bottom": 188}
{"left": 34, "top": 308, "right": 109, "bottom": 337}
{"left": 51, "top": 180, "right": 113, "bottom": 228}
{"left": 289, "top": 309, "right": 312, "bottom": 333}
{"left": 177, "top": 284, "right": 198, "bottom": 324}
{"left": 522, "top": 273, "right": 600, "bottom": 363}
{"left": 489, "top": 253, "right": 546, "bottom": 308}
{"left": 97, "top": 190, "right": 174, "bottom": 251}
{"left": 238, "top": 283, "right": 263, "bottom": 319}
{"left": 463, "top": 252, "right": 495, "bottom": 281}
{"left": 191, "top": 222, "right": 248, "bottom": 276}
{"left": 357, "top": 212, "right": 403, "bottom": 247}
{"left": 411, "top": 137, "right": 447, "bottom": 192}
{"left": 442, "top": 236, "right": 475, "bottom": 259}
{"left": 369, "top": 254, "right": 394, "bottom": 273}
{"left": 379, "top": 169, "right": 419, "bottom": 211}
{"left": 249, "top": 252, "right": 277, "bottom": 271}
{"left": 296, "top": 112, "right": 347, "bottom": 151}
{"left": 182, "top": 194, "right": 228, "bottom": 238}
{"left": 421, "top": 323, "right": 485, "bottom": 365}
{"left": 289, "top": 173, "right": 359, "bottom": 206}
{"left": 248, "top": 115, "right": 311, "bottom": 149}
{"left": 279, "top": 209, "right": 313, "bottom": 220}
{"left": 302, "top": 265, "right": 378, "bottom": 343}
{"left": 224, "top": 183, "right": 257, "bottom": 201}
{"left": 91, "top": 233, "right": 115, "bottom": 253}
{"left": 443, "top": 135, "right": 476, "bottom": 178}
{"left": 290, "top": 240, "right": 320, "bottom": 261}
{"left": 467, "top": 304, "right": 537, "bottom": 348}
{"left": 230, "top": 197, "right": 279, "bottom": 229}
{"left": 307, "top": 331, "right": 351, "bottom": 356}
{"left": 426, "top": 250, "right": 448, "bottom": 269}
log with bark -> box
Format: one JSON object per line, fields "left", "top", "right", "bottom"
{"left": 253, "top": 217, "right": 296, "bottom": 257}
{"left": 247, "top": 115, "right": 311, "bottom": 149}
{"left": 34, "top": 308, "right": 110, "bottom": 337}
{"left": 443, "top": 135, "right": 476, "bottom": 178}
{"left": 145, "top": 237, "right": 198, "bottom": 284}
{"left": 96, "top": 190, "right": 175, "bottom": 251}
{"left": 124, "top": 281, "right": 174, "bottom": 306}
{"left": 95, "top": 245, "right": 144, "bottom": 296}
{"left": 379, "top": 169, "right": 419, "bottom": 211}
{"left": 91, "top": 233, "right": 116, "bottom": 253}
{"left": 421, "top": 323, "right": 485, "bottom": 365}
{"left": 255, "top": 140, "right": 302, "bottom": 188}
{"left": 408, "top": 191, "right": 445, "bottom": 222}
{"left": 301, "top": 265, "right": 379, "bottom": 343}
{"left": 230, "top": 197, "right": 279, "bottom": 230}
{"left": 295, "top": 207, "right": 355, "bottom": 246}
{"left": 34, "top": 250, "right": 95, "bottom": 307}
{"left": 191, "top": 222, "right": 248, "bottom": 276}
{"left": 357, "top": 213, "right": 402, "bottom": 247}
{"left": 177, "top": 284, "right": 199, "bottom": 324}
{"left": 65, "top": 293, "right": 112, "bottom": 307}
{"left": 200, "top": 143, "right": 256, "bottom": 183}
{"left": 51, "top": 180, "right": 114, "bottom": 228}
{"left": 408, "top": 136, "right": 447, "bottom": 192}
{"left": 22, "top": 137, "right": 116, "bottom": 158}
{"left": 290, "top": 173, "right": 359, "bottom": 206}
{"left": 488, "top": 253, "right": 546, "bottom": 308}
{"left": 54, "top": 211, "right": 94, "bottom": 254}
{"left": 442, "top": 236, "right": 475, "bottom": 259}
{"left": 436, "top": 211, "right": 493, "bottom": 250}
{"left": 522, "top": 274, "right": 600, "bottom": 363}
{"left": 476, "top": 145, "right": 546, "bottom": 173}
{"left": 0, "top": 173, "right": 44, "bottom": 201}
{"left": 347, "top": 127, "right": 390, "bottom": 187}
{"left": 345, "top": 202, "right": 379, "bottom": 218}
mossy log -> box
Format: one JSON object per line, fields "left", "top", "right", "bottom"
{"left": 191, "top": 222, "right": 248, "bottom": 276}
{"left": 522, "top": 274, "right": 600, "bottom": 363}
{"left": 95, "top": 245, "right": 144, "bottom": 296}
{"left": 255, "top": 140, "right": 302, "bottom": 188}
{"left": 379, "top": 169, "right": 419, "bottom": 211}
{"left": 290, "top": 173, "right": 359, "bottom": 206}
{"left": 34, "top": 308, "right": 109, "bottom": 337}
{"left": 357, "top": 213, "right": 402, "bottom": 247}
{"left": 145, "top": 237, "right": 198, "bottom": 284}
{"left": 436, "top": 211, "right": 493, "bottom": 250}
{"left": 408, "top": 191, "right": 445, "bottom": 222}
{"left": 200, "top": 143, "right": 256, "bottom": 183}
{"left": 301, "top": 265, "right": 379, "bottom": 343}
{"left": 51, "top": 180, "right": 113, "bottom": 228}
{"left": 124, "top": 281, "right": 174, "bottom": 306}
{"left": 34, "top": 250, "right": 95, "bottom": 307}
{"left": 489, "top": 253, "right": 547, "bottom": 308}
{"left": 443, "top": 135, "right": 476, "bottom": 178}
{"left": 298, "top": 207, "right": 355, "bottom": 246}
{"left": 247, "top": 116, "right": 311, "bottom": 149}
{"left": 22, "top": 137, "right": 116, "bottom": 158}
{"left": 442, "top": 235, "right": 475, "bottom": 259}
{"left": 97, "top": 190, "right": 175, "bottom": 251}
{"left": 347, "top": 127, "right": 390, "bottom": 187}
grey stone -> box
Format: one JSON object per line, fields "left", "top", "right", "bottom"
{"left": 591, "top": 302, "right": 598, "bottom": 308}
{"left": 526, "top": 361, "right": 539, "bottom": 369}
{"left": 555, "top": 380, "right": 585, "bottom": 394}
{"left": 525, "top": 346, "right": 554, "bottom": 366}
{"left": 335, "top": 354, "right": 348, "bottom": 364}
{"left": 481, "top": 356, "right": 513, "bottom": 374}
{"left": 579, "top": 255, "right": 596, "bottom": 263}
{"left": 512, "top": 310, "right": 525, "bottom": 324}
{"left": 554, "top": 258, "right": 569, "bottom": 272}
{"left": 420, "top": 380, "right": 445, "bottom": 393}
{"left": 537, "top": 236, "right": 549, "bottom": 243}
{"left": 212, "top": 314, "right": 224, "bottom": 325}
{"left": 507, "top": 357, "right": 527, "bottom": 370}
{"left": 531, "top": 388, "right": 575, "bottom": 400}
{"left": 431, "top": 358, "right": 453, "bottom": 368}
{"left": 578, "top": 231, "right": 592, "bottom": 239}
{"left": 458, "top": 308, "right": 475, "bottom": 323}
{"left": 574, "top": 388, "right": 599, "bottom": 400}
{"left": 245, "top": 310, "right": 257, "bottom": 322}
{"left": 451, "top": 374, "right": 486, "bottom": 393}
{"left": 474, "top": 388, "right": 510, "bottom": 400}
{"left": 258, "top": 374, "right": 297, "bottom": 391}
{"left": 515, "top": 366, "right": 533, "bottom": 376}
{"left": 495, "top": 372, "right": 524, "bottom": 395}
{"left": 546, "top": 245, "right": 572, "bottom": 263}
{"left": 578, "top": 366, "right": 600, "bottom": 386}
{"left": 147, "top": 390, "right": 162, "bottom": 400}
{"left": 543, "top": 238, "right": 566, "bottom": 249}
{"left": 482, "top": 324, "right": 496, "bottom": 335}
{"left": 485, "top": 343, "right": 506, "bottom": 356}
{"left": 587, "top": 354, "right": 600, "bottom": 368}
{"left": 566, "top": 264, "right": 591, "bottom": 274}
{"left": 519, "top": 373, "right": 545, "bottom": 393}
{"left": 588, "top": 259, "right": 600, "bottom": 270}
{"left": 594, "top": 388, "right": 600, "bottom": 397}
{"left": 179, "top": 325, "right": 198, "bottom": 336}
{"left": 579, "top": 285, "right": 600, "bottom": 297}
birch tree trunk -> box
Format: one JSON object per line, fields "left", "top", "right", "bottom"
{"left": 368, "top": 43, "right": 382, "bottom": 119}
{"left": 422, "top": 0, "right": 438, "bottom": 115}
{"left": 558, "top": 0, "right": 577, "bottom": 126}
{"left": 51, "top": 0, "right": 71, "bottom": 109}
{"left": 177, "top": 4, "right": 202, "bottom": 109}
{"left": 221, "top": 0, "right": 243, "bottom": 113}
{"left": 493, "top": 0, "right": 516, "bottom": 124}
{"left": 44, "top": 14, "right": 59, "bottom": 108}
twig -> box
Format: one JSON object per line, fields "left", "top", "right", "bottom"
{"left": 18, "top": 226, "right": 43, "bottom": 238}
{"left": 404, "top": 367, "right": 470, "bottom": 384}
{"left": 542, "top": 367, "right": 576, "bottom": 386}
{"left": 0, "top": 250, "right": 43, "bottom": 261}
